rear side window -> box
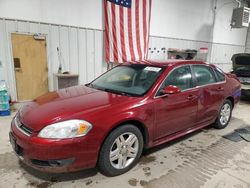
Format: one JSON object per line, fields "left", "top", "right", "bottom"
{"left": 193, "top": 65, "right": 216, "bottom": 86}
{"left": 160, "top": 65, "right": 193, "bottom": 91}
{"left": 214, "top": 69, "right": 225, "bottom": 82}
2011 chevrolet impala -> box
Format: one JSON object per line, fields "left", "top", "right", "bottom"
{"left": 10, "top": 60, "right": 241, "bottom": 176}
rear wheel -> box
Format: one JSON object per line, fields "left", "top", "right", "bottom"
{"left": 98, "top": 125, "right": 143, "bottom": 176}
{"left": 213, "top": 99, "right": 232, "bottom": 129}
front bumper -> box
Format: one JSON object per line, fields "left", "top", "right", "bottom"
{"left": 9, "top": 120, "right": 99, "bottom": 173}
{"left": 241, "top": 83, "right": 250, "bottom": 90}
{"left": 241, "top": 83, "right": 250, "bottom": 97}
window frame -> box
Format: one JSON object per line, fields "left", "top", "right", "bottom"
{"left": 154, "top": 64, "right": 226, "bottom": 99}
{"left": 191, "top": 64, "right": 218, "bottom": 87}
{"left": 213, "top": 67, "right": 226, "bottom": 83}
{"left": 154, "top": 64, "right": 196, "bottom": 98}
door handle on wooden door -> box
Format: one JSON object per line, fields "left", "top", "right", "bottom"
{"left": 14, "top": 57, "right": 22, "bottom": 72}
{"left": 15, "top": 68, "right": 22, "bottom": 72}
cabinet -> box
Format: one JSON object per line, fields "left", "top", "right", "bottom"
{"left": 53, "top": 74, "right": 79, "bottom": 90}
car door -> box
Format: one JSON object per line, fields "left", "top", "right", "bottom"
{"left": 154, "top": 65, "right": 199, "bottom": 139}
{"left": 192, "top": 65, "right": 225, "bottom": 124}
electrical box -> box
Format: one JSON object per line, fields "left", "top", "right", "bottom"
{"left": 231, "top": 7, "right": 250, "bottom": 28}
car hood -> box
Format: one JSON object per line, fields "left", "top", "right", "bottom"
{"left": 19, "top": 85, "right": 138, "bottom": 131}
{"left": 231, "top": 53, "right": 250, "bottom": 76}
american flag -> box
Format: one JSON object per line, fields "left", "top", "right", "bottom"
{"left": 104, "top": 0, "right": 152, "bottom": 63}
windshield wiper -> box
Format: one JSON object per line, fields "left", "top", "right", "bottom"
{"left": 87, "top": 84, "right": 139, "bottom": 97}
{"left": 86, "top": 83, "right": 98, "bottom": 89}
{"left": 102, "top": 88, "right": 136, "bottom": 97}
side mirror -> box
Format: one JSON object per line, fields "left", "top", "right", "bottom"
{"left": 161, "top": 85, "right": 181, "bottom": 95}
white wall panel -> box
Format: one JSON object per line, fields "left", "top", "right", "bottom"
{"left": 0, "top": 0, "right": 103, "bottom": 30}
{"left": 148, "top": 35, "right": 245, "bottom": 73}
{"left": 148, "top": 36, "right": 211, "bottom": 61}
{"left": 17, "top": 21, "right": 29, "bottom": 33}
{"left": 0, "top": 19, "right": 7, "bottom": 85}
{"left": 59, "top": 26, "right": 70, "bottom": 72}
{"left": 78, "top": 29, "right": 88, "bottom": 85}
{"left": 94, "top": 30, "right": 105, "bottom": 78}
{"left": 40, "top": 24, "right": 50, "bottom": 35}
{"left": 245, "top": 27, "right": 250, "bottom": 53}
{"left": 213, "top": 0, "right": 248, "bottom": 46}
{"left": 3, "top": 19, "right": 17, "bottom": 99}
{"left": 0, "top": 18, "right": 106, "bottom": 101}
{"left": 69, "top": 27, "right": 78, "bottom": 74}
{"left": 150, "top": 0, "right": 214, "bottom": 41}
{"left": 29, "top": 22, "right": 39, "bottom": 34}
{"left": 211, "top": 43, "right": 245, "bottom": 72}
{"left": 47, "top": 25, "right": 60, "bottom": 91}
{"left": 86, "top": 30, "right": 95, "bottom": 83}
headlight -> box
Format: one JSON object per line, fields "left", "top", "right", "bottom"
{"left": 38, "top": 120, "right": 92, "bottom": 139}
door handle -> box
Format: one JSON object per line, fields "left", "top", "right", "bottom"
{"left": 15, "top": 68, "right": 22, "bottom": 72}
{"left": 187, "top": 95, "right": 197, "bottom": 100}
{"left": 217, "top": 87, "right": 224, "bottom": 91}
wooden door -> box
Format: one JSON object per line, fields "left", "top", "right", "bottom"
{"left": 11, "top": 33, "right": 49, "bottom": 101}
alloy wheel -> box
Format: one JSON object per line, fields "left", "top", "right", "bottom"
{"left": 109, "top": 132, "right": 139, "bottom": 169}
{"left": 220, "top": 103, "right": 231, "bottom": 126}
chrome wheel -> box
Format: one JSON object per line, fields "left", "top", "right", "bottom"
{"left": 109, "top": 132, "right": 139, "bottom": 170}
{"left": 220, "top": 103, "right": 231, "bottom": 126}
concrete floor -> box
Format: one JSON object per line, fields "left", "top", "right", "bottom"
{"left": 0, "top": 100, "right": 250, "bottom": 188}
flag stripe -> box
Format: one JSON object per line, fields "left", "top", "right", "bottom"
{"left": 123, "top": 8, "right": 131, "bottom": 61}
{"left": 108, "top": 2, "right": 114, "bottom": 62}
{"left": 104, "top": 0, "right": 110, "bottom": 62}
{"left": 111, "top": 3, "right": 118, "bottom": 62}
{"left": 139, "top": 0, "right": 144, "bottom": 61}
{"left": 143, "top": 0, "right": 147, "bottom": 55}
{"left": 105, "top": 0, "right": 151, "bottom": 63}
{"left": 128, "top": 5, "right": 136, "bottom": 61}
{"left": 146, "top": 0, "right": 152, "bottom": 59}
{"left": 135, "top": 0, "right": 142, "bottom": 60}
{"left": 131, "top": 0, "right": 139, "bottom": 60}
{"left": 115, "top": 5, "right": 123, "bottom": 63}
{"left": 119, "top": 6, "right": 127, "bottom": 62}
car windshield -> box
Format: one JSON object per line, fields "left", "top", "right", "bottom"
{"left": 88, "top": 64, "right": 164, "bottom": 97}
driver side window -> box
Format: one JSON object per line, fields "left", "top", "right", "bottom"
{"left": 158, "top": 66, "right": 193, "bottom": 95}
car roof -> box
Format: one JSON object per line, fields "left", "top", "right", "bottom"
{"left": 125, "top": 60, "right": 208, "bottom": 68}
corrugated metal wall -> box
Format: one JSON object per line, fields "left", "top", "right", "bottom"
{"left": 0, "top": 18, "right": 107, "bottom": 101}
{"left": 245, "top": 27, "right": 250, "bottom": 53}
{"left": 210, "top": 43, "right": 245, "bottom": 72}
{"left": 148, "top": 36, "right": 245, "bottom": 72}
{"left": 0, "top": 18, "right": 246, "bottom": 101}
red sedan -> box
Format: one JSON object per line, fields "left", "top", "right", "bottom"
{"left": 9, "top": 60, "right": 241, "bottom": 176}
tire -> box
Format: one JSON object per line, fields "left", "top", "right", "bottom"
{"left": 213, "top": 99, "right": 233, "bottom": 129}
{"left": 98, "top": 124, "right": 144, "bottom": 176}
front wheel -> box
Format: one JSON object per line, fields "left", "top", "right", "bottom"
{"left": 213, "top": 99, "right": 233, "bottom": 129}
{"left": 98, "top": 125, "right": 144, "bottom": 176}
